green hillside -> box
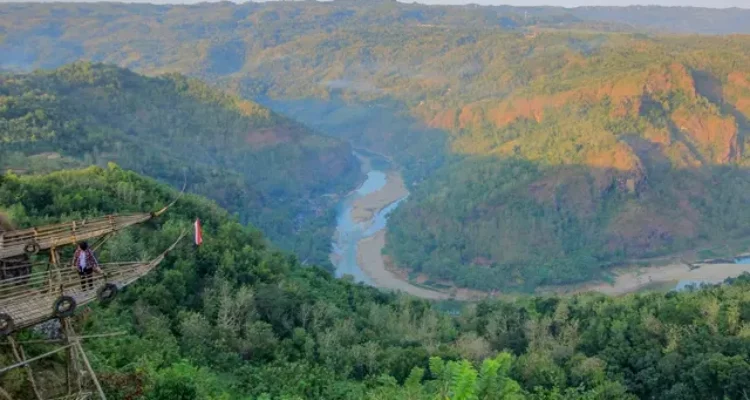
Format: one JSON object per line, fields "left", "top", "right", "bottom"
{"left": 0, "top": 62, "right": 360, "bottom": 265}
{"left": 383, "top": 37, "right": 750, "bottom": 290}
{"left": 5, "top": 1, "right": 750, "bottom": 290}
{"left": 260, "top": 31, "right": 750, "bottom": 290}
{"left": 3, "top": 166, "right": 750, "bottom": 399}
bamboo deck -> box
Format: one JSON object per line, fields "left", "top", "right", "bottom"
{"left": 0, "top": 234, "right": 183, "bottom": 334}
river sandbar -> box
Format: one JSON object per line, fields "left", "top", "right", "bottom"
{"left": 357, "top": 231, "right": 448, "bottom": 299}
{"left": 562, "top": 261, "right": 750, "bottom": 295}
{"left": 350, "top": 172, "right": 408, "bottom": 224}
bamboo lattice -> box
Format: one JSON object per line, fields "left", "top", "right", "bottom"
{"left": 0, "top": 214, "right": 154, "bottom": 261}
{"left": 0, "top": 233, "right": 184, "bottom": 334}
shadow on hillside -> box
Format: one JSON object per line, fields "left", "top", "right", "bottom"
{"left": 258, "top": 95, "right": 452, "bottom": 184}
{"left": 692, "top": 70, "right": 750, "bottom": 159}
{"left": 253, "top": 90, "right": 750, "bottom": 292}
{"left": 369, "top": 147, "right": 750, "bottom": 292}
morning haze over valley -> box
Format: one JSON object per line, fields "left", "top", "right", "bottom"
{"left": 3, "top": 0, "right": 750, "bottom": 399}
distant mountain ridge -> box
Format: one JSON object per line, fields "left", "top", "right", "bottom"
{"left": 572, "top": 6, "right": 750, "bottom": 34}
{"left": 1, "top": 2, "right": 750, "bottom": 75}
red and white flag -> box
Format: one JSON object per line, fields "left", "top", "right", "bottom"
{"left": 194, "top": 218, "right": 203, "bottom": 246}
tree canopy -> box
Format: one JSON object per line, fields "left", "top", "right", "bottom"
{"left": 0, "top": 62, "right": 360, "bottom": 266}
{"left": 3, "top": 166, "right": 750, "bottom": 399}
{"left": 5, "top": 2, "right": 750, "bottom": 289}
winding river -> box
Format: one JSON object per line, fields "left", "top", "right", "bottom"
{"left": 330, "top": 168, "right": 407, "bottom": 283}
{"left": 330, "top": 152, "right": 750, "bottom": 298}
{"left": 330, "top": 153, "right": 450, "bottom": 299}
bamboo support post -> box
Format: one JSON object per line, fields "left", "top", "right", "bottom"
{"left": 0, "top": 343, "right": 74, "bottom": 374}
{"left": 63, "top": 319, "right": 83, "bottom": 395}
{"left": 11, "top": 337, "right": 44, "bottom": 400}
{"left": 0, "top": 386, "right": 13, "bottom": 400}
{"left": 75, "top": 341, "right": 106, "bottom": 400}
{"left": 7, "top": 336, "right": 43, "bottom": 399}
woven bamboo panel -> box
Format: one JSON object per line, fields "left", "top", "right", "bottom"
{"left": 0, "top": 214, "right": 153, "bottom": 260}
{"left": 0, "top": 233, "right": 181, "bottom": 334}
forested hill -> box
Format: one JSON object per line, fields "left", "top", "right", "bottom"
{"left": 6, "top": 1, "right": 750, "bottom": 291}
{"left": 0, "top": 63, "right": 360, "bottom": 265}
{"left": 3, "top": 165, "right": 750, "bottom": 399}
{"left": 384, "top": 35, "right": 750, "bottom": 290}
{"left": 1, "top": 2, "right": 750, "bottom": 75}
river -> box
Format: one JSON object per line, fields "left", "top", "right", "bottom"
{"left": 329, "top": 153, "right": 449, "bottom": 299}
{"left": 330, "top": 169, "right": 391, "bottom": 283}
{"left": 332, "top": 154, "right": 750, "bottom": 299}
{"left": 330, "top": 162, "right": 410, "bottom": 282}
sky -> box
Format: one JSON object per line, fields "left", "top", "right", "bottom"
{"left": 411, "top": 0, "right": 748, "bottom": 6}
{"left": 1, "top": 0, "right": 747, "bottom": 8}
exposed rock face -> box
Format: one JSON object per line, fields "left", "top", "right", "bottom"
{"left": 422, "top": 62, "right": 745, "bottom": 180}
{"left": 393, "top": 61, "right": 750, "bottom": 284}
{"left": 671, "top": 109, "right": 739, "bottom": 164}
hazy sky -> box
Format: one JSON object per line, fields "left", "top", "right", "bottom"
{"left": 1, "top": 0, "right": 747, "bottom": 8}
{"left": 412, "top": 0, "right": 748, "bottom": 7}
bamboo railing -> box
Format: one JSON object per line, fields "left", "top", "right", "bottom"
{"left": 0, "top": 214, "right": 154, "bottom": 261}
{"left": 0, "top": 232, "right": 185, "bottom": 334}
{"left": 0, "top": 186, "right": 180, "bottom": 262}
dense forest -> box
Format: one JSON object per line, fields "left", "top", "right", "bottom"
{"left": 3, "top": 166, "right": 750, "bottom": 399}
{"left": 4, "top": 2, "right": 750, "bottom": 398}
{"left": 5, "top": 1, "right": 750, "bottom": 290}
{"left": 1, "top": 2, "right": 750, "bottom": 75}
{"left": 382, "top": 35, "right": 750, "bottom": 289}
{"left": 0, "top": 63, "right": 360, "bottom": 266}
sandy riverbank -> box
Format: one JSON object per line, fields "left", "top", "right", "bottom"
{"left": 348, "top": 167, "right": 449, "bottom": 299}
{"left": 562, "top": 261, "right": 750, "bottom": 295}
{"left": 357, "top": 231, "right": 449, "bottom": 299}
{"left": 357, "top": 222, "right": 750, "bottom": 298}
{"left": 350, "top": 172, "right": 408, "bottom": 224}
{"left": 345, "top": 159, "right": 750, "bottom": 300}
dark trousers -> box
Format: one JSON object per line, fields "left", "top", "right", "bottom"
{"left": 79, "top": 268, "right": 94, "bottom": 290}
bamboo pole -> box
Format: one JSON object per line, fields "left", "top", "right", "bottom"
{"left": 12, "top": 338, "right": 44, "bottom": 400}
{"left": 63, "top": 319, "right": 82, "bottom": 395}
{"left": 0, "top": 331, "right": 126, "bottom": 346}
{"left": 75, "top": 341, "right": 106, "bottom": 400}
{"left": 0, "top": 343, "right": 73, "bottom": 374}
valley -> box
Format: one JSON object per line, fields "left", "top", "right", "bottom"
{"left": 6, "top": 2, "right": 750, "bottom": 399}
{"left": 7, "top": 12, "right": 750, "bottom": 296}
{"left": 331, "top": 150, "right": 750, "bottom": 300}
{"left": 330, "top": 152, "right": 447, "bottom": 299}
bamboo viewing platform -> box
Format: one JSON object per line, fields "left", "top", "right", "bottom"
{"left": 0, "top": 232, "right": 185, "bottom": 335}
{"left": 0, "top": 213, "right": 155, "bottom": 260}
